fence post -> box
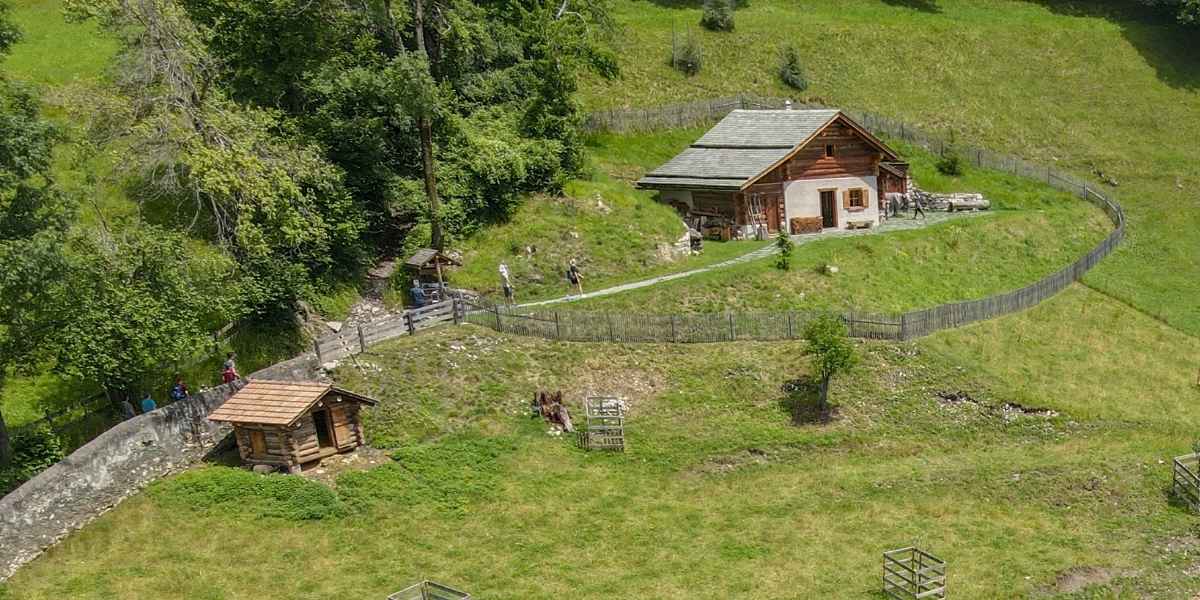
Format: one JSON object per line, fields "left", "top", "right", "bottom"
{"left": 314, "top": 339, "right": 323, "bottom": 364}
{"left": 728, "top": 313, "right": 735, "bottom": 341}
{"left": 406, "top": 312, "right": 416, "bottom": 336}
{"left": 493, "top": 305, "right": 502, "bottom": 333}
{"left": 555, "top": 312, "right": 562, "bottom": 340}
{"left": 452, "top": 297, "right": 462, "bottom": 325}
{"left": 671, "top": 315, "right": 678, "bottom": 342}
{"left": 787, "top": 312, "right": 794, "bottom": 339}
{"left": 608, "top": 314, "right": 616, "bottom": 342}
{"left": 357, "top": 325, "right": 367, "bottom": 353}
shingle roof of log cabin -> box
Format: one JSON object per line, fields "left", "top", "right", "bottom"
{"left": 208, "top": 380, "right": 377, "bottom": 426}
{"left": 637, "top": 109, "right": 899, "bottom": 191}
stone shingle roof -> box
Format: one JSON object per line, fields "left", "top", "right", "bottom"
{"left": 636, "top": 109, "right": 841, "bottom": 191}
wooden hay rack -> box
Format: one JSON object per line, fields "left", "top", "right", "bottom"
{"left": 883, "top": 547, "right": 946, "bottom": 600}
{"left": 579, "top": 396, "right": 625, "bottom": 452}
{"left": 1173, "top": 452, "right": 1200, "bottom": 512}
{"left": 387, "top": 581, "right": 471, "bottom": 600}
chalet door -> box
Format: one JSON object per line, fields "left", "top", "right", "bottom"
{"left": 763, "top": 193, "right": 782, "bottom": 233}
{"left": 312, "top": 409, "right": 336, "bottom": 448}
{"left": 820, "top": 190, "right": 837, "bottom": 229}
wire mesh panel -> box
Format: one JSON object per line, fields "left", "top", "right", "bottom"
{"left": 884, "top": 547, "right": 946, "bottom": 600}
{"left": 581, "top": 396, "right": 626, "bottom": 452}
{"left": 387, "top": 581, "right": 471, "bottom": 600}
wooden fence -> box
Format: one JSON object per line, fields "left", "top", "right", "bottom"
{"left": 313, "top": 299, "right": 466, "bottom": 364}
{"left": 1173, "top": 453, "right": 1200, "bottom": 512}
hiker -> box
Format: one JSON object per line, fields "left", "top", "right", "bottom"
{"left": 169, "top": 375, "right": 190, "bottom": 403}
{"left": 912, "top": 192, "right": 926, "bottom": 220}
{"left": 409, "top": 279, "right": 427, "bottom": 308}
{"left": 221, "top": 352, "right": 239, "bottom": 384}
{"left": 567, "top": 259, "right": 583, "bottom": 296}
{"left": 120, "top": 398, "right": 136, "bottom": 420}
{"left": 499, "top": 263, "right": 514, "bottom": 305}
{"left": 140, "top": 393, "right": 157, "bottom": 414}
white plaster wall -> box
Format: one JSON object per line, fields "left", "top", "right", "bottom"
{"left": 783, "top": 175, "right": 880, "bottom": 230}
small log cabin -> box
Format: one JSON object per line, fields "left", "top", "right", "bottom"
{"left": 637, "top": 108, "right": 908, "bottom": 235}
{"left": 208, "top": 380, "right": 378, "bottom": 472}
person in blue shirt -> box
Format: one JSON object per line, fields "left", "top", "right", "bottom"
{"left": 140, "top": 393, "right": 157, "bottom": 414}
{"left": 169, "top": 375, "right": 190, "bottom": 404}
{"left": 410, "top": 279, "right": 427, "bottom": 307}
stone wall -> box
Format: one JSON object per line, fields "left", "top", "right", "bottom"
{"left": 0, "top": 381, "right": 246, "bottom": 581}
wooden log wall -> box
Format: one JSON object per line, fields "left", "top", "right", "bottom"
{"left": 233, "top": 425, "right": 292, "bottom": 466}
{"left": 767, "top": 120, "right": 881, "bottom": 182}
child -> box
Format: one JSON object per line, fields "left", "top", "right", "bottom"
{"left": 169, "top": 375, "right": 190, "bottom": 403}
{"left": 221, "top": 352, "right": 239, "bottom": 384}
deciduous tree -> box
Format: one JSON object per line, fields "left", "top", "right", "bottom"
{"left": 802, "top": 314, "right": 857, "bottom": 419}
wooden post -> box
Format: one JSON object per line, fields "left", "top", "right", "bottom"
{"left": 608, "top": 314, "right": 616, "bottom": 342}
{"left": 670, "top": 315, "right": 678, "bottom": 342}
{"left": 357, "top": 325, "right": 367, "bottom": 353}
{"left": 314, "top": 339, "right": 323, "bottom": 364}
{"left": 452, "top": 297, "right": 462, "bottom": 325}
{"left": 787, "top": 312, "right": 794, "bottom": 339}
{"left": 728, "top": 313, "right": 735, "bottom": 341}
{"left": 554, "top": 312, "right": 562, "bottom": 340}
{"left": 493, "top": 304, "right": 502, "bottom": 333}
{"left": 406, "top": 312, "right": 416, "bottom": 336}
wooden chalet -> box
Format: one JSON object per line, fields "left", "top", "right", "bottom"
{"left": 637, "top": 108, "right": 908, "bottom": 235}
{"left": 208, "top": 380, "right": 377, "bottom": 472}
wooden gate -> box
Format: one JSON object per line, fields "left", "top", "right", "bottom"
{"left": 883, "top": 547, "right": 946, "bottom": 599}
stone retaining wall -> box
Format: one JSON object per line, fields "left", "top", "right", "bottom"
{"left": 0, "top": 381, "right": 246, "bottom": 580}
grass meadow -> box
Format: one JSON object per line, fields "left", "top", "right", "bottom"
{"left": 4, "top": 289, "right": 1200, "bottom": 598}
{"left": 3, "top": 1, "right": 1200, "bottom": 599}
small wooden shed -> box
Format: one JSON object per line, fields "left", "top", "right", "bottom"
{"left": 404, "top": 248, "right": 461, "bottom": 285}
{"left": 208, "top": 380, "right": 378, "bottom": 472}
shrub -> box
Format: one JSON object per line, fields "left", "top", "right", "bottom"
{"left": 802, "top": 314, "right": 857, "bottom": 418}
{"left": 671, "top": 33, "right": 703, "bottom": 76}
{"left": 700, "top": 0, "right": 735, "bottom": 32}
{"left": 937, "top": 148, "right": 966, "bottom": 176}
{"left": 774, "top": 230, "right": 793, "bottom": 271}
{"left": 148, "top": 466, "right": 346, "bottom": 521}
{"left": 0, "top": 425, "right": 65, "bottom": 495}
{"left": 779, "top": 46, "right": 809, "bottom": 91}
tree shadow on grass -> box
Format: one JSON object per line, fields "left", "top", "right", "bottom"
{"left": 779, "top": 376, "right": 836, "bottom": 425}
{"left": 1023, "top": 0, "right": 1200, "bottom": 90}
{"left": 880, "top": 0, "right": 941, "bottom": 13}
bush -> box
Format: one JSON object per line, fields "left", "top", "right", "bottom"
{"left": 936, "top": 149, "right": 965, "bottom": 176}
{"left": 671, "top": 33, "right": 703, "bottom": 76}
{"left": 774, "top": 230, "right": 793, "bottom": 271}
{"left": 148, "top": 466, "right": 346, "bottom": 521}
{"left": 0, "top": 425, "right": 65, "bottom": 495}
{"left": 700, "top": 0, "right": 735, "bottom": 32}
{"left": 779, "top": 46, "right": 809, "bottom": 91}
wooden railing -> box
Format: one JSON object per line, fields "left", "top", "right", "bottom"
{"left": 1173, "top": 453, "right": 1200, "bottom": 512}
{"left": 313, "top": 298, "right": 467, "bottom": 364}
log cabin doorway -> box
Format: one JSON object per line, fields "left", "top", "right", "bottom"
{"left": 312, "top": 409, "right": 336, "bottom": 449}
{"left": 762, "top": 192, "right": 782, "bottom": 233}
{"left": 819, "top": 190, "right": 838, "bottom": 229}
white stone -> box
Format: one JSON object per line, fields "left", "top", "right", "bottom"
{"left": 326, "top": 321, "right": 343, "bottom": 332}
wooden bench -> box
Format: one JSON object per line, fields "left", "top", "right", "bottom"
{"left": 846, "top": 220, "right": 874, "bottom": 230}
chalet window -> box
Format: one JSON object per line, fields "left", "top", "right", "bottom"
{"left": 849, "top": 188, "right": 865, "bottom": 208}
{"left": 250, "top": 430, "right": 267, "bottom": 456}
{"left": 825, "top": 144, "right": 835, "bottom": 158}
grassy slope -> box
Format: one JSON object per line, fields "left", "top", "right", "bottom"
{"left": 579, "top": 0, "right": 1200, "bottom": 335}
{"left": 570, "top": 138, "right": 1111, "bottom": 313}
{"left": 453, "top": 128, "right": 768, "bottom": 302}
{"left": 6, "top": 287, "right": 1200, "bottom": 598}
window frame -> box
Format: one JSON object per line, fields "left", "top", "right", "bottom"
{"left": 824, "top": 144, "right": 836, "bottom": 158}
{"left": 848, "top": 188, "right": 866, "bottom": 210}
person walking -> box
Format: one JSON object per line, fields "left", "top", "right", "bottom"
{"left": 409, "top": 279, "right": 427, "bottom": 308}
{"left": 221, "top": 352, "right": 239, "bottom": 384}
{"left": 169, "top": 375, "right": 190, "bottom": 404}
{"left": 140, "top": 393, "right": 157, "bottom": 414}
{"left": 911, "top": 192, "right": 926, "bottom": 220}
{"left": 499, "top": 263, "right": 514, "bottom": 305}
{"left": 567, "top": 259, "right": 583, "bottom": 296}
{"left": 120, "top": 398, "right": 136, "bottom": 420}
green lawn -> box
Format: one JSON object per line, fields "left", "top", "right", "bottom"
{"left": 5, "top": 285, "right": 1200, "bottom": 598}
{"left": 580, "top": 0, "right": 1200, "bottom": 336}
{"left": 568, "top": 138, "right": 1111, "bottom": 314}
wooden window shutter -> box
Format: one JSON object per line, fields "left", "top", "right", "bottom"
{"left": 861, "top": 188, "right": 870, "bottom": 208}
{"left": 842, "top": 190, "right": 850, "bottom": 210}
